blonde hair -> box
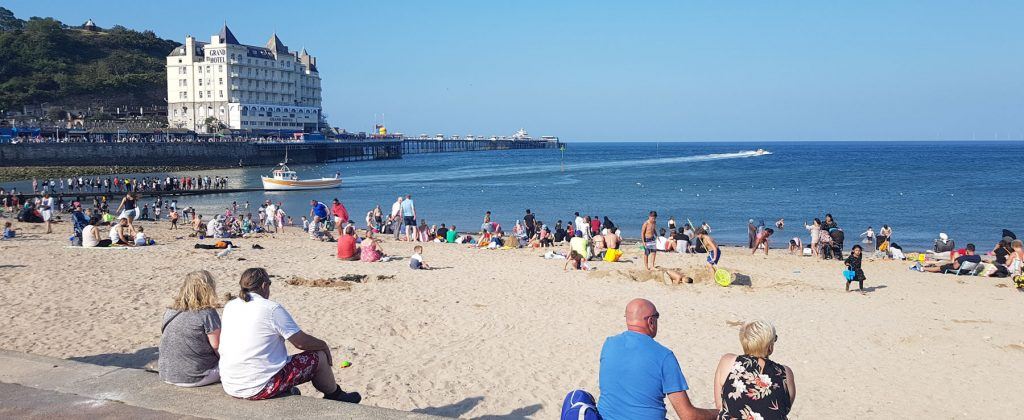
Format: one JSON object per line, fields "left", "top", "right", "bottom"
{"left": 171, "top": 270, "right": 219, "bottom": 311}
{"left": 739, "top": 320, "right": 777, "bottom": 357}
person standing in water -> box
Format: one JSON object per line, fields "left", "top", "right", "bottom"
{"left": 747, "top": 219, "right": 757, "bottom": 249}
{"left": 641, "top": 211, "right": 658, "bottom": 270}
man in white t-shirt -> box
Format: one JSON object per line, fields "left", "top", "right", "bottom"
{"left": 218, "top": 268, "right": 361, "bottom": 403}
{"left": 574, "top": 212, "right": 587, "bottom": 236}
{"left": 389, "top": 196, "right": 403, "bottom": 240}
{"left": 264, "top": 201, "right": 277, "bottom": 233}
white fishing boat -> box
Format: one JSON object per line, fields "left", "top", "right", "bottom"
{"left": 261, "top": 152, "right": 342, "bottom": 191}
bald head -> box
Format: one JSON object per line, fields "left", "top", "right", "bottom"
{"left": 625, "top": 298, "right": 659, "bottom": 337}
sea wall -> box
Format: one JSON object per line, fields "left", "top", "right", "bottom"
{"left": 0, "top": 141, "right": 402, "bottom": 167}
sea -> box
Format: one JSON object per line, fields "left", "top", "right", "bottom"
{"left": 5, "top": 141, "right": 1022, "bottom": 250}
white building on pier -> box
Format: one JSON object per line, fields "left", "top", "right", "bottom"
{"left": 166, "top": 25, "right": 323, "bottom": 133}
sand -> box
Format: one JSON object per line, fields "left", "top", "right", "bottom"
{"left": 0, "top": 218, "right": 1020, "bottom": 419}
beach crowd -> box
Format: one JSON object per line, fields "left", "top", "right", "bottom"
{"left": 2, "top": 185, "right": 1021, "bottom": 420}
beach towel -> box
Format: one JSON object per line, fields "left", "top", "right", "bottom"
{"left": 561, "top": 389, "right": 601, "bottom": 420}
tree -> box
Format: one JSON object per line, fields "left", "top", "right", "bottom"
{"left": 45, "top": 107, "right": 66, "bottom": 121}
{"left": 0, "top": 8, "right": 178, "bottom": 111}
{"left": 0, "top": 7, "right": 24, "bottom": 31}
{"left": 203, "top": 117, "right": 225, "bottom": 133}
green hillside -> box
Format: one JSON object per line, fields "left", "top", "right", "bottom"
{"left": 0, "top": 7, "right": 178, "bottom": 112}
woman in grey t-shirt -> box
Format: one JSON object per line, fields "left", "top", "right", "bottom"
{"left": 159, "top": 270, "right": 222, "bottom": 387}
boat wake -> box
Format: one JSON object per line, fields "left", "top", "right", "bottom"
{"left": 343, "top": 150, "right": 770, "bottom": 185}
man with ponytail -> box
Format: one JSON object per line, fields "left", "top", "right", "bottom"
{"left": 218, "top": 268, "right": 361, "bottom": 403}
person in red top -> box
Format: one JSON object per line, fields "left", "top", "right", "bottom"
{"left": 331, "top": 198, "right": 349, "bottom": 228}
{"left": 590, "top": 216, "right": 601, "bottom": 236}
{"left": 337, "top": 226, "right": 359, "bottom": 261}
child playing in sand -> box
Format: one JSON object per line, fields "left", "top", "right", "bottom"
{"left": 697, "top": 229, "right": 720, "bottom": 277}
{"left": 2, "top": 222, "right": 15, "bottom": 239}
{"left": 134, "top": 226, "right": 154, "bottom": 246}
{"left": 844, "top": 244, "right": 866, "bottom": 292}
{"left": 564, "top": 250, "right": 585, "bottom": 271}
{"left": 410, "top": 245, "right": 431, "bottom": 270}
{"left": 301, "top": 216, "right": 310, "bottom": 231}
{"left": 788, "top": 237, "right": 802, "bottom": 254}
{"left": 169, "top": 209, "right": 179, "bottom": 229}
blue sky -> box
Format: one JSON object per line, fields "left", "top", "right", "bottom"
{"left": 9, "top": 1, "right": 1024, "bottom": 141}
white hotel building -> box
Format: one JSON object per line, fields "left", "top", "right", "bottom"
{"left": 166, "top": 25, "right": 323, "bottom": 133}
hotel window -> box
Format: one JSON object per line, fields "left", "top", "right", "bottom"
{"left": 199, "top": 91, "right": 203, "bottom": 99}
{"left": 179, "top": 67, "right": 187, "bottom": 75}
{"left": 207, "top": 90, "right": 211, "bottom": 98}
{"left": 218, "top": 78, "right": 223, "bottom": 85}
{"left": 219, "top": 90, "right": 224, "bottom": 98}
{"left": 219, "top": 65, "right": 224, "bottom": 72}
{"left": 198, "top": 79, "right": 203, "bottom": 86}
{"left": 205, "top": 66, "right": 210, "bottom": 73}
{"left": 173, "top": 109, "right": 179, "bottom": 117}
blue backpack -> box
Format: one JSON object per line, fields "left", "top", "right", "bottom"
{"left": 561, "top": 389, "right": 601, "bottom": 420}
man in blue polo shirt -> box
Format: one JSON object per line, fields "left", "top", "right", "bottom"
{"left": 598, "top": 298, "right": 715, "bottom": 420}
{"left": 309, "top": 200, "right": 329, "bottom": 230}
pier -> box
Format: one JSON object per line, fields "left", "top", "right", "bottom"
{"left": 401, "top": 139, "right": 559, "bottom": 154}
{"left": 0, "top": 138, "right": 559, "bottom": 167}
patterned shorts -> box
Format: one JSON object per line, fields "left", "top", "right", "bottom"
{"left": 245, "top": 351, "right": 320, "bottom": 400}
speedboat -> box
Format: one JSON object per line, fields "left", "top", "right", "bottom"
{"left": 753, "top": 148, "right": 772, "bottom": 156}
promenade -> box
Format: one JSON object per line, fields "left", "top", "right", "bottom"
{"left": 0, "top": 350, "right": 443, "bottom": 419}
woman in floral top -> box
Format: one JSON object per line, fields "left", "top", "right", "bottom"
{"left": 713, "top": 320, "right": 796, "bottom": 420}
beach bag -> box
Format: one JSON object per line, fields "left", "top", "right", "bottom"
{"left": 603, "top": 248, "right": 622, "bottom": 262}
{"left": 1014, "top": 274, "right": 1024, "bottom": 289}
{"left": 561, "top": 389, "right": 601, "bottom": 420}
{"left": 843, "top": 269, "right": 856, "bottom": 281}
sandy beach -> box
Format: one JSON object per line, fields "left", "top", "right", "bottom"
{"left": 0, "top": 218, "right": 1020, "bottom": 419}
